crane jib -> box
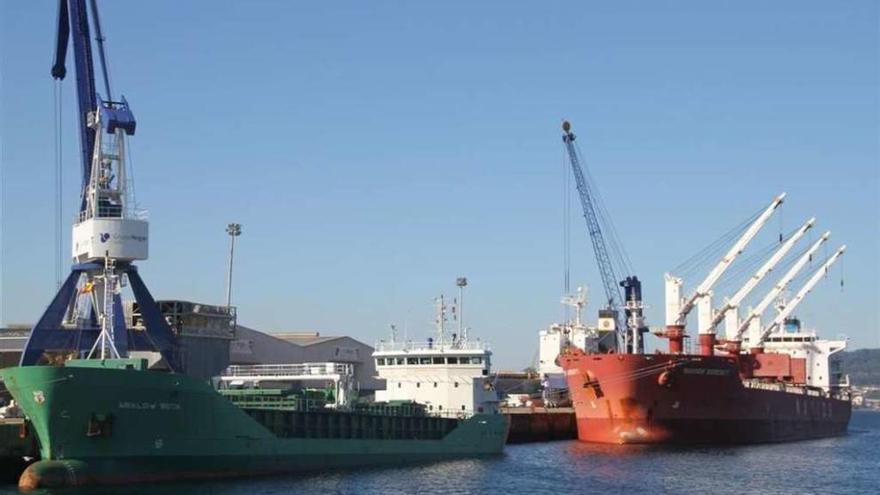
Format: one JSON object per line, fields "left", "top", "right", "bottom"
{"left": 561, "top": 121, "right": 645, "bottom": 352}
{"left": 52, "top": 0, "right": 99, "bottom": 214}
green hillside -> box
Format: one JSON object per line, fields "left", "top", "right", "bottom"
{"left": 842, "top": 349, "right": 880, "bottom": 386}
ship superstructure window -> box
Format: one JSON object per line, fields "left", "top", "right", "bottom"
{"left": 433, "top": 357, "right": 443, "bottom": 364}
{"left": 396, "top": 358, "right": 404, "bottom": 365}
{"left": 376, "top": 358, "right": 385, "bottom": 366}
{"left": 447, "top": 357, "right": 458, "bottom": 364}
{"left": 420, "top": 357, "right": 432, "bottom": 365}
{"left": 407, "top": 357, "right": 418, "bottom": 365}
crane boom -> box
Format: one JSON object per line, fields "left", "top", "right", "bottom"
{"left": 673, "top": 193, "right": 785, "bottom": 326}
{"left": 52, "top": 0, "right": 99, "bottom": 211}
{"left": 756, "top": 245, "right": 846, "bottom": 346}
{"left": 733, "top": 230, "right": 831, "bottom": 341}
{"left": 707, "top": 217, "right": 815, "bottom": 331}
{"left": 561, "top": 122, "right": 621, "bottom": 313}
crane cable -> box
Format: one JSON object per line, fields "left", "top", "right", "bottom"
{"left": 671, "top": 206, "right": 765, "bottom": 278}
{"left": 572, "top": 139, "right": 634, "bottom": 279}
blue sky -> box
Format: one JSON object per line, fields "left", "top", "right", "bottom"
{"left": 1, "top": 1, "right": 877, "bottom": 369}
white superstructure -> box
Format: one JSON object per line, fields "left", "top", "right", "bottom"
{"left": 538, "top": 287, "right": 598, "bottom": 377}
{"left": 536, "top": 287, "right": 601, "bottom": 405}
{"left": 373, "top": 285, "right": 499, "bottom": 417}
{"left": 759, "top": 318, "right": 849, "bottom": 391}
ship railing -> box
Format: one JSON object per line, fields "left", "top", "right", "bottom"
{"left": 374, "top": 340, "right": 490, "bottom": 353}
{"left": 426, "top": 408, "right": 498, "bottom": 420}
{"left": 221, "top": 363, "right": 354, "bottom": 379}
{"left": 742, "top": 379, "right": 837, "bottom": 398}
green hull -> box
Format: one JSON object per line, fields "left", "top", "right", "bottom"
{"left": 1, "top": 361, "right": 508, "bottom": 489}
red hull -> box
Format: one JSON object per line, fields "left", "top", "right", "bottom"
{"left": 560, "top": 350, "right": 851, "bottom": 444}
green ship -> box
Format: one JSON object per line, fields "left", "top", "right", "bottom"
{"left": 6, "top": 2, "right": 508, "bottom": 489}
{"left": 1, "top": 358, "right": 508, "bottom": 489}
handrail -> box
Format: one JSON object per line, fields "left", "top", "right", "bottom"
{"left": 374, "top": 340, "right": 490, "bottom": 352}
{"left": 222, "top": 362, "right": 353, "bottom": 378}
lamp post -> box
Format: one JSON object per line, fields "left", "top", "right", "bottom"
{"left": 456, "top": 277, "right": 467, "bottom": 341}
{"left": 225, "top": 223, "right": 242, "bottom": 310}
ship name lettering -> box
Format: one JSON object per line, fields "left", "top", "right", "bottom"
{"left": 118, "top": 401, "right": 182, "bottom": 410}
{"left": 682, "top": 368, "right": 729, "bottom": 376}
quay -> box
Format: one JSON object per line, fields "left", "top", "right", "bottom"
{"left": 501, "top": 407, "right": 577, "bottom": 443}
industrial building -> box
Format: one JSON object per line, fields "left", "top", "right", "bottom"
{"left": 0, "top": 301, "right": 381, "bottom": 394}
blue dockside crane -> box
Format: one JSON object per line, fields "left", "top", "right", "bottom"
{"left": 561, "top": 121, "right": 648, "bottom": 353}
{"left": 20, "top": 0, "right": 179, "bottom": 369}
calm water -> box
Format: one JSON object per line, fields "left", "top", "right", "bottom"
{"left": 5, "top": 411, "right": 877, "bottom": 495}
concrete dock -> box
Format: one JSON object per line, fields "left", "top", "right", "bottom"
{"left": 501, "top": 407, "right": 577, "bottom": 443}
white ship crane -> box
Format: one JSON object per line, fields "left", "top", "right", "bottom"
{"left": 663, "top": 193, "right": 785, "bottom": 354}
{"left": 731, "top": 230, "right": 831, "bottom": 347}
{"left": 754, "top": 245, "right": 846, "bottom": 348}
{"left": 703, "top": 217, "right": 815, "bottom": 335}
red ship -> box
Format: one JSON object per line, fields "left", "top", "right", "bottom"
{"left": 560, "top": 348, "right": 851, "bottom": 444}
{"left": 557, "top": 193, "right": 852, "bottom": 445}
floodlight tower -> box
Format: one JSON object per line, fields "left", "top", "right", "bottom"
{"left": 456, "top": 277, "right": 468, "bottom": 341}
{"left": 225, "top": 223, "right": 242, "bottom": 309}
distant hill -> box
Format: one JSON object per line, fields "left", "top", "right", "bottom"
{"left": 842, "top": 349, "right": 880, "bottom": 386}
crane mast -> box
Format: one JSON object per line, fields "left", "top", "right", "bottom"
{"left": 662, "top": 193, "right": 785, "bottom": 355}
{"left": 704, "top": 217, "right": 815, "bottom": 333}
{"left": 560, "top": 121, "right": 645, "bottom": 352}
{"left": 730, "top": 230, "right": 831, "bottom": 347}
{"left": 755, "top": 245, "right": 846, "bottom": 347}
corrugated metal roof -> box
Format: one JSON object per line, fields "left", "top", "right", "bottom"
{"left": 269, "top": 331, "right": 351, "bottom": 346}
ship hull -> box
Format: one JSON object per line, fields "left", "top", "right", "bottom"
{"left": 560, "top": 352, "right": 851, "bottom": 445}
{"left": 0, "top": 363, "right": 508, "bottom": 489}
